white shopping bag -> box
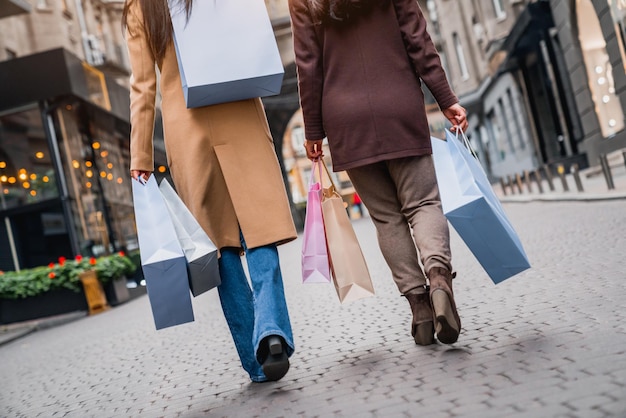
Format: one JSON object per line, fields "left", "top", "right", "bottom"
{"left": 132, "top": 176, "right": 194, "bottom": 329}
{"left": 168, "top": 0, "right": 284, "bottom": 108}
{"left": 159, "top": 179, "right": 221, "bottom": 296}
{"left": 431, "top": 130, "right": 531, "bottom": 283}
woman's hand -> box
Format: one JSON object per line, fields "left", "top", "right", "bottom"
{"left": 131, "top": 170, "right": 152, "bottom": 182}
{"left": 442, "top": 103, "right": 469, "bottom": 133}
{"left": 304, "top": 139, "right": 324, "bottom": 161}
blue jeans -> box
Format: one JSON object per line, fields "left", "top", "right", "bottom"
{"left": 217, "top": 233, "right": 294, "bottom": 382}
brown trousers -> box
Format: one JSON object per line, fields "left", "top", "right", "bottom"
{"left": 346, "top": 155, "right": 452, "bottom": 295}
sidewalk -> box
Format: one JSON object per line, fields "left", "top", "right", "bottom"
{"left": 2, "top": 200, "right": 625, "bottom": 417}
{"left": 0, "top": 283, "right": 147, "bottom": 347}
{"left": 495, "top": 156, "right": 626, "bottom": 203}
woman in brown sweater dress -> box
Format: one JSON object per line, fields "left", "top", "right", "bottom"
{"left": 289, "top": 0, "right": 468, "bottom": 345}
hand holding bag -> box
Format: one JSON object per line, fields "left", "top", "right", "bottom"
{"left": 132, "top": 175, "right": 194, "bottom": 329}
{"left": 431, "top": 129, "right": 531, "bottom": 283}
{"left": 159, "top": 179, "right": 221, "bottom": 296}
{"left": 302, "top": 160, "right": 332, "bottom": 284}
{"left": 168, "top": 0, "right": 284, "bottom": 108}
{"left": 320, "top": 162, "right": 375, "bottom": 303}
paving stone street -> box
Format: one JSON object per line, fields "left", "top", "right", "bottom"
{"left": 1, "top": 199, "right": 626, "bottom": 417}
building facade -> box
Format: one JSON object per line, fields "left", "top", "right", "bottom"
{"left": 0, "top": 0, "right": 160, "bottom": 272}
{"left": 429, "top": 0, "right": 626, "bottom": 180}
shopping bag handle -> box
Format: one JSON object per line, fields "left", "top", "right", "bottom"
{"left": 454, "top": 127, "right": 479, "bottom": 161}
{"left": 309, "top": 158, "right": 325, "bottom": 187}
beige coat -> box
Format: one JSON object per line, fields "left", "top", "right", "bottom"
{"left": 126, "top": 3, "right": 296, "bottom": 250}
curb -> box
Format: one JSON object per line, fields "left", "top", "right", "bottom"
{"left": 0, "top": 311, "right": 88, "bottom": 347}
{"left": 499, "top": 191, "right": 626, "bottom": 203}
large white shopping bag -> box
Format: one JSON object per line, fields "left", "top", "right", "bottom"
{"left": 132, "top": 176, "right": 194, "bottom": 329}
{"left": 159, "top": 179, "right": 221, "bottom": 296}
{"left": 431, "top": 129, "right": 531, "bottom": 283}
{"left": 168, "top": 0, "right": 284, "bottom": 108}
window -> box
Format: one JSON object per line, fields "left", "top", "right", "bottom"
{"left": 36, "top": 0, "right": 48, "bottom": 9}
{"left": 506, "top": 89, "right": 525, "bottom": 150}
{"left": 497, "top": 98, "right": 515, "bottom": 153}
{"left": 578, "top": 0, "right": 625, "bottom": 137}
{"left": 608, "top": 0, "right": 626, "bottom": 71}
{"left": 0, "top": 107, "right": 59, "bottom": 211}
{"left": 54, "top": 102, "right": 135, "bottom": 255}
{"left": 492, "top": 0, "right": 506, "bottom": 19}
{"left": 487, "top": 109, "right": 505, "bottom": 161}
{"left": 453, "top": 33, "right": 469, "bottom": 80}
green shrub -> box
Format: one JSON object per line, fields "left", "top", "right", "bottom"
{"left": 0, "top": 253, "right": 135, "bottom": 299}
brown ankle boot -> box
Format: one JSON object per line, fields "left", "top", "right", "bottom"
{"left": 404, "top": 288, "right": 435, "bottom": 346}
{"left": 428, "top": 267, "right": 461, "bottom": 344}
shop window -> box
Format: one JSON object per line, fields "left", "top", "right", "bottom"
{"left": 487, "top": 109, "right": 505, "bottom": 161}
{"left": 608, "top": 0, "right": 626, "bottom": 71}
{"left": 578, "top": 0, "right": 625, "bottom": 137}
{"left": 453, "top": 33, "right": 470, "bottom": 80}
{"left": 54, "top": 104, "right": 134, "bottom": 256}
{"left": 507, "top": 88, "right": 526, "bottom": 150}
{"left": 0, "top": 107, "right": 59, "bottom": 211}
{"left": 89, "top": 123, "right": 136, "bottom": 253}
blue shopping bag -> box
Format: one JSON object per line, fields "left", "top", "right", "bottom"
{"left": 431, "top": 129, "right": 530, "bottom": 283}
{"left": 132, "top": 176, "right": 195, "bottom": 329}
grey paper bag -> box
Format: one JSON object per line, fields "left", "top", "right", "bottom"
{"left": 168, "top": 0, "right": 284, "bottom": 108}
{"left": 132, "top": 176, "right": 194, "bottom": 329}
{"left": 159, "top": 179, "right": 221, "bottom": 296}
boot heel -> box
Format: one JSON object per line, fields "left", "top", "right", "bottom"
{"left": 261, "top": 336, "right": 289, "bottom": 381}
{"left": 414, "top": 321, "right": 435, "bottom": 346}
{"left": 432, "top": 289, "right": 460, "bottom": 344}
{"left": 268, "top": 336, "right": 283, "bottom": 356}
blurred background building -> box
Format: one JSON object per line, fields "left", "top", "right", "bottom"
{"left": 0, "top": 0, "right": 625, "bottom": 272}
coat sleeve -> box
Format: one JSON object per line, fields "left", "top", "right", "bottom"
{"left": 288, "top": 0, "right": 326, "bottom": 141}
{"left": 125, "top": 3, "right": 157, "bottom": 172}
{"left": 393, "top": 0, "right": 458, "bottom": 110}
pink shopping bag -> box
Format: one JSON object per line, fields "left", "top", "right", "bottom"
{"left": 301, "top": 160, "right": 332, "bottom": 284}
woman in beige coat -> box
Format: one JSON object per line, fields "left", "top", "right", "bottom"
{"left": 123, "top": 0, "right": 297, "bottom": 382}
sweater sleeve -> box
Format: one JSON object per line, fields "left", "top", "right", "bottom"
{"left": 288, "top": 0, "right": 326, "bottom": 140}
{"left": 393, "top": 0, "right": 458, "bottom": 110}
{"left": 125, "top": 3, "right": 157, "bottom": 172}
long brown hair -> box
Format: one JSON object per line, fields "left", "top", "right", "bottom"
{"left": 122, "top": 0, "right": 192, "bottom": 64}
{"left": 307, "top": 0, "right": 386, "bottom": 23}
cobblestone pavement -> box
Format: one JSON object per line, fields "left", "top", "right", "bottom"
{"left": 1, "top": 200, "right": 625, "bottom": 418}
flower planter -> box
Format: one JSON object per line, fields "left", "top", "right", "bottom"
{"left": 104, "top": 276, "right": 130, "bottom": 306}
{"left": 0, "top": 288, "right": 88, "bottom": 325}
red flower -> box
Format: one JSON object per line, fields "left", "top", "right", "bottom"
{"left": 49, "top": 272, "right": 55, "bottom": 279}
{"left": 48, "top": 263, "right": 55, "bottom": 269}
{"left": 118, "top": 251, "right": 125, "bottom": 257}
{"left": 0, "top": 270, "right": 4, "bottom": 275}
{"left": 89, "top": 257, "right": 97, "bottom": 265}
{"left": 58, "top": 256, "right": 66, "bottom": 266}
{"left": 75, "top": 254, "right": 83, "bottom": 262}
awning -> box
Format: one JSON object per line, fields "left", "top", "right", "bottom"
{"left": 500, "top": 0, "right": 554, "bottom": 56}
{"left": 0, "top": 48, "right": 129, "bottom": 122}
{"left": 0, "top": 0, "right": 31, "bottom": 19}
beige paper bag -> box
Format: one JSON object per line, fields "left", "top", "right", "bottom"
{"left": 320, "top": 163, "right": 374, "bottom": 303}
